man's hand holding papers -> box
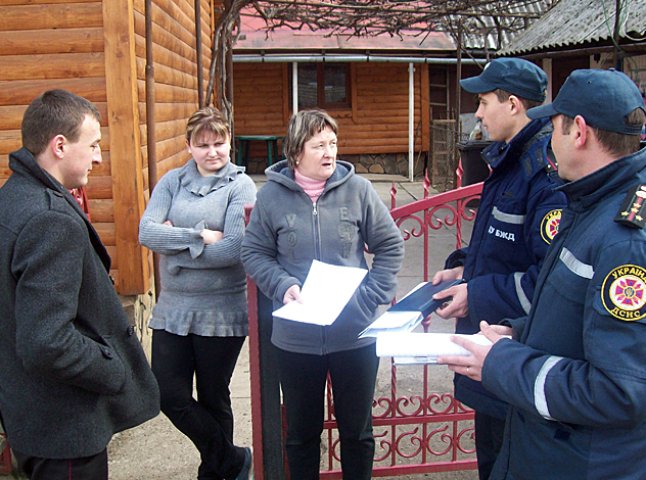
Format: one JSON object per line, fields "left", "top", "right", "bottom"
{"left": 359, "top": 279, "right": 463, "bottom": 337}
{"left": 376, "top": 331, "right": 495, "bottom": 365}
{"left": 437, "top": 321, "right": 511, "bottom": 380}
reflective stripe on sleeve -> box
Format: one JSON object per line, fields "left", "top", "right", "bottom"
{"left": 560, "top": 248, "right": 594, "bottom": 279}
{"left": 514, "top": 271, "right": 532, "bottom": 314}
{"left": 534, "top": 355, "right": 564, "bottom": 420}
{"left": 492, "top": 206, "right": 526, "bottom": 224}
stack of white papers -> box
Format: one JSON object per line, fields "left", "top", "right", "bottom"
{"left": 359, "top": 311, "right": 423, "bottom": 338}
{"left": 272, "top": 260, "right": 368, "bottom": 326}
{"left": 376, "top": 332, "right": 494, "bottom": 364}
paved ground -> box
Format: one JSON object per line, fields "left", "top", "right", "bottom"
{"left": 2, "top": 174, "right": 478, "bottom": 479}
{"left": 108, "top": 173, "right": 478, "bottom": 480}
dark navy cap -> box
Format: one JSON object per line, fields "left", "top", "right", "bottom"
{"left": 460, "top": 58, "right": 548, "bottom": 102}
{"left": 527, "top": 69, "right": 646, "bottom": 135}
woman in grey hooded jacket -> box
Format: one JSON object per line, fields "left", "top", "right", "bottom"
{"left": 241, "top": 109, "right": 404, "bottom": 479}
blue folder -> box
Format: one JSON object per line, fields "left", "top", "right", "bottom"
{"left": 389, "top": 278, "right": 463, "bottom": 318}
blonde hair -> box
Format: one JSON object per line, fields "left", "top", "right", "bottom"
{"left": 186, "top": 106, "right": 230, "bottom": 144}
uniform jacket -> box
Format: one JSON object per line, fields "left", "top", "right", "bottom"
{"left": 446, "top": 118, "right": 567, "bottom": 418}
{"left": 0, "top": 148, "right": 160, "bottom": 459}
{"left": 241, "top": 160, "right": 404, "bottom": 355}
{"left": 484, "top": 148, "right": 646, "bottom": 479}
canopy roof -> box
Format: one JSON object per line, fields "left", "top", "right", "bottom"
{"left": 233, "top": 0, "right": 558, "bottom": 53}
{"left": 500, "top": 0, "right": 646, "bottom": 55}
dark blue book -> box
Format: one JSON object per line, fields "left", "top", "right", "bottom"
{"left": 358, "top": 279, "right": 463, "bottom": 338}
{"left": 389, "top": 279, "right": 463, "bottom": 318}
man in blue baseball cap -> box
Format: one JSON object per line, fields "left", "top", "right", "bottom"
{"left": 430, "top": 57, "right": 567, "bottom": 479}
{"left": 439, "top": 68, "right": 646, "bottom": 479}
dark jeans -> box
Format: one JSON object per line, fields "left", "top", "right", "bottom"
{"left": 276, "top": 343, "right": 379, "bottom": 480}
{"left": 474, "top": 411, "right": 506, "bottom": 480}
{"left": 13, "top": 448, "right": 108, "bottom": 480}
{"left": 152, "top": 330, "right": 246, "bottom": 480}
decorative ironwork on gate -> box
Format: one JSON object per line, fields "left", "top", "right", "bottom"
{"left": 246, "top": 174, "right": 484, "bottom": 479}
{"left": 318, "top": 176, "right": 484, "bottom": 478}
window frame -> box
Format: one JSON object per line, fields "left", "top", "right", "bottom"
{"left": 294, "top": 62, "right": 352, "bottom": 110}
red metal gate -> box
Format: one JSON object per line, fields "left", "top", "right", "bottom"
{"left": 247, "top": 177, "right": 484, "bottom": 479}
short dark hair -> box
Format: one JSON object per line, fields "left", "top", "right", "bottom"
{"left": 561, "top": 108, "right": 645, "bottom": 157}
{"left": 492, "top": 89, "right": 543, "bottom": 111}
{"left": 283, "top": 109, "right": 338, "bottom": 169}
{"left": 21, "top": 90, "right": 101, "bottom": 156}
{"left": 185, "top": 106, "right": 230, "bottom": 144}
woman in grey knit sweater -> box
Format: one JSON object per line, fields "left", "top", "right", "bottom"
{"left": 139, "top": 107, "right": 256, "bottom": 480}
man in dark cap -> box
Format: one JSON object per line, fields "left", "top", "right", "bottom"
{"left": 430, "top": 57, "right": 567, "bottom": 479}
{"left": 441, "top": 68, "right": 646, "bottom": 479}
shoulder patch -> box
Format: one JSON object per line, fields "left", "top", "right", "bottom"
{"left": 615, "top": 185, "right": 646, "bottom": 229}
{"left": 540, "top": 209, "right": 561, "bottom": 244}
{"left": 601, "top": 264, "right": 646, "bottom": 321}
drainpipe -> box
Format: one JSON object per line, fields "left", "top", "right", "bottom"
{"left": 292, "top": 62, "right": 299, "bottom": 113}
{"left": 195, "top": 0, "right": 204, "bottom": 107}
{"left": 145, "top": 0, "right": 160, "bottom": 300}
{"left": 408, "top": 62, "right": 414, "bottom": 182}
{"left": 455, "top": 20, "right": 463, "bottom": 188}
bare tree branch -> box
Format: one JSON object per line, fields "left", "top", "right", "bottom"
{"left": 205, "top": 0, "right": 559, "bottom": 119}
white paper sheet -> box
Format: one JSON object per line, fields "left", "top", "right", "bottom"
{"left": 272, "top": 260, "right": 368, "bottom": 326}
{"left": 358, "top": 311, "right": 423, "bottom": 338}
{"left": 376, "top": 332, "right": 495, "bottom": 364}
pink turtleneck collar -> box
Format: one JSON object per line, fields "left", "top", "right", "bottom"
{"left": 294, "top": 169, "right": 326, "bottom": 203}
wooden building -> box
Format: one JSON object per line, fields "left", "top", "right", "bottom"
{"left": 0, "top": 0, "right": 216, "bottom": 306}
{"left": 232, "top": 10, "right": 484, "bottom": 186}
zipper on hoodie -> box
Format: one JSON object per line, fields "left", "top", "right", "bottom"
{"left": 312, "top": 199, "right": 328, "bottom": 355}
{"left": 312, "top": 201, "right": 322, "bottom": 261}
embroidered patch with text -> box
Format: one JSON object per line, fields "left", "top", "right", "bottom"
{"left": 540, "top": 209, "right": 562, "bottom": 244}
{"left": 601, "top": 264, "right": 646, "bottom": 321}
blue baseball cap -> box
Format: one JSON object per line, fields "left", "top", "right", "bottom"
{"left": 460, "top": 58, "right": 548, "bottom": 102}
{"left": 527, "top": 69, "right": 646, "bottom": 135}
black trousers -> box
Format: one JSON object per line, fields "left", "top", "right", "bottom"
{"left": 13, "top": 448, "right": 108, "bottom": 480}
{"left": 152, "top": 330, "right": 246, "bottom": 480}
{"left": 474, "top": 411, "right": 506, "bottom": 480}
{"left": 276, "top": 343, "right": 379, "bottom": 480}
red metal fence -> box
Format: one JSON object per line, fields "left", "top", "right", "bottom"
{"left": 247, "top": 176, "right": 484, "bottom": 479}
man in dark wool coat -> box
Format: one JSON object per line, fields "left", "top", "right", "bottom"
{"left": 0, "top": 89, "right": 160, "bottom": 479}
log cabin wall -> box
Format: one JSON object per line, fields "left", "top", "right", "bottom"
{"left": 0, "top": 1, "right": 111, "bottom": 258}
{"left": 232, "top": 61, "right": 430, "bottom": 174}
{"left": 136, "top": 0, "right": 214, "bottom": 181}
{"left": 0, "top": 0, "right": 214, "bottom": 296}
{"left": 133, "top": 0, "right": 214, "bottom": 297}
{"left": 233, "top": 62, "right": 291, "bottom": 134}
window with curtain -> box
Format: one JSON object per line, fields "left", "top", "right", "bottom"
{"left": 296, "top": 63, "right": 351, "bottom": 109}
